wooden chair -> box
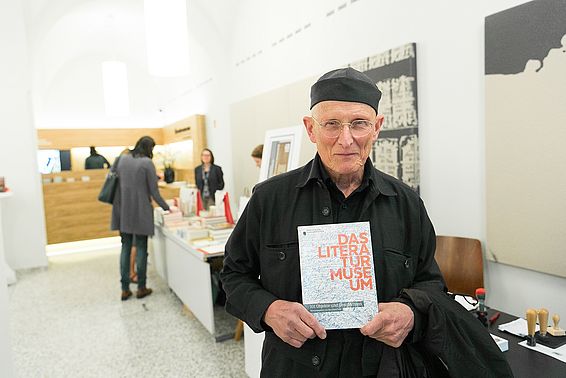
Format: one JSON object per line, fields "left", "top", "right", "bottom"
{"left": 234, "top": 319, "right": 244, "bottom": 341}
{"left": 434, "top": 236, "right": 484, "bottom": 297}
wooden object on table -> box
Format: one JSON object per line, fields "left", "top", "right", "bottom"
{"left": 548, "top": 313, "right": 566, "bottom": 336}
{"left": 538, "top": 308, "right": 549, "bottom": 336}
{"left": 526, "top": 308, "right": 537, "bottom": 346}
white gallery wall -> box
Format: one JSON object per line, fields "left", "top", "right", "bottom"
{"left": 0, "top": 2, "right": 34, "bottom": 376}
{"left": 0, "top": 2, "right": 49, "bottom": 271}
{"left": 224, "top": 0, "right": 566, "bottom": 317}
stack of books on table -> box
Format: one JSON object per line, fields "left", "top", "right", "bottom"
{"left": 162, "top": 211, "right": 189, "bottom": 229}
{"left": 190, "top": 237, "right": 226, "bottom": 258}
{"left": 199, "top": 215, "right": 227, "bottom": 227}
{"left": 207, "top": 222, "right": 235, "bottom": 242}
{"left": 175, "top": 226, "right": 209, "bottom": 241}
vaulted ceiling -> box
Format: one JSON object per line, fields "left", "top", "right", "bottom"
{"left": 22, "top": 0, "right": 237, "bottom": 128}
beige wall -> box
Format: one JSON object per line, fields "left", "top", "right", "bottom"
{"left": 230, "top": 75, "right": 318, "bottom": 203}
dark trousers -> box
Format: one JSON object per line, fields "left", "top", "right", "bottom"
{"left": 120, "top": 233, "right": 148, "bottom": 291}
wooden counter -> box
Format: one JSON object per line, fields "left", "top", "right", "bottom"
{"left": 38, "top": 114, "right": 205, "bottom": 245}
{"left": 42, "top": 170, "right": 181, "bottom": 245}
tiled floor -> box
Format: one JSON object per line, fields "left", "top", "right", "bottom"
{"left": 7, "top": 248, "right": 246, "bottom": 377}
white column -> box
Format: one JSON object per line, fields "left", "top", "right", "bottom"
{"left": 0, "top": 0, "right": 48, "bottom": 271}
{"left": 0, "top": 1, "right": 42, "bottom": 374}
{"left": 0, "top": 250, "right": 13, "bottom": 377}
{"left": 0, "top": 195, "right": 13, "bottom": 377}
{"left": 0, "top": 193, "right": 16, "bottom": 284}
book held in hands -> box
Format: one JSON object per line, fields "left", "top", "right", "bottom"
{"left": 298, "top": 221, "right": 378, "bottom": 329}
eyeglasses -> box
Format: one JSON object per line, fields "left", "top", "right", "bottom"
{"left": 311, "top": 117, "right": 374, "bottom": 138}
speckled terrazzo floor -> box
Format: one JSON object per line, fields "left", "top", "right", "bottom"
{"left": 7, "top": 248, "right": 246, "bottom": 377}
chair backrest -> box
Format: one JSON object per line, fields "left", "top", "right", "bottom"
{"left": 435, "top": 235, "right": 484, "bottom": 297}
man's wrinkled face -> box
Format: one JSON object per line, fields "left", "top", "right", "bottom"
{"left": 304, "top": 101, "right": 383, "bottom": 177}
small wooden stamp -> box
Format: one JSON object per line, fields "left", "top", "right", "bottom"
{"left": 547, "top": 313, "right": 566, "bottom": 337}
{"left": 538, "top": 308, "right": 549, "bottom": 337}
{"left": 526, "top": 308, "right": 537, "bottom": 346}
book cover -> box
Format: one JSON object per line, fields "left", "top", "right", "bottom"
{"left": 196, "top": 243, "right": 226, "bottom": 257}
{"left": 298, "top": 221, "right": 378, "bottom": 329}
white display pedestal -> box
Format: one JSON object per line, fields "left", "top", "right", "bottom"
{"left": 154, "top": 224, "right": 217, "bottom": 335}
{"left": 244, "top": 324, "right": 264, "bottom": 378}
{"left": 0, "top": 192, "right": 16, "bottom": 285}
{"left": 150, "top": 225, "right": 168, "bottom": 285}
{"left": 163, "top": 227, "right": 216, "bottom": 335}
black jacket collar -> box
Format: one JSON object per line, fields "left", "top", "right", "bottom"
{"left": 297, "top": 153, "right": 397, "bottom": 197}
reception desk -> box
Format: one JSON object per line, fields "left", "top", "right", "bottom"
{"left": 42, "top": 170, "right": 115, "bottom": 244}
{"left": 42, "top": 170, "right": 181, "bottom": 244}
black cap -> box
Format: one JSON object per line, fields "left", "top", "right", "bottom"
{"left": 310, "top": 67, "right": 382, "bottom": 113}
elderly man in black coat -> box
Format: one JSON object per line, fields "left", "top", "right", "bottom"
{"left": 221, "top": 68, "right": 512, "bottom": 377}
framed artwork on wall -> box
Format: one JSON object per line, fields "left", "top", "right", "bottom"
{"left": 485, "top": 0, "right": 566, "bottom": 278}
{"left": 349, "top": 42, "right": 420, "bottom": 192}
{"left": 259, "top": 126, "right": 303, "bottom": 183}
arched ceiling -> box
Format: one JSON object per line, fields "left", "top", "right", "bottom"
{"left": 23, "top": 0, "right": 237, "bottom": 128}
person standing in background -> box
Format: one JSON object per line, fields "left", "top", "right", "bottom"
{"left": 111, "top": 136, "right": 176, "bottom": 300}
{"left": 85, "top": 146, "right": 110, "bottom": 169}
{"left": 114, "top": 148, "right": 139, "bottom": 284}
{"left": 251, "top": 144, "right": 263, "bottom": 168}
{"left": 195, "top": 148, "right": 224, "bottom": 210}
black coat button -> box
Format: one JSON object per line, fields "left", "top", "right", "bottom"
{"left": 321, "top": 207, "right": 331, "bottom": 216}
{"left": 311, "top": 355, "right": 321, "bottom": 366}
{"left": 278, "top": 251, "right": 286, "bottom": 261}
{"left": 404, "top": 259, "right": 410, "bottom": 268}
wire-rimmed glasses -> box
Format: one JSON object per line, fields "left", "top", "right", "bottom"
{"left": 311, "top": 117, "right": 374, "bottom": 138}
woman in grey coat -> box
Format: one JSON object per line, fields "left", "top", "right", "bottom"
{"left": 111, "top": 136, "right": 173, "bottom": 300}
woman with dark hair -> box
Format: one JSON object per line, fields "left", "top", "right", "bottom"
{"left": 251, "top": 144, "right": 263, "bottom": 168}
{"left": 194, "top": 148, "right": 224, "bottom": 210}
{"left": 111, "top": 136, "right": 175, "bottom": 300}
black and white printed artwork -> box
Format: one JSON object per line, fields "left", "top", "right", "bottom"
{"left": 350, "top": 43, "right": 419, "bottom": 192}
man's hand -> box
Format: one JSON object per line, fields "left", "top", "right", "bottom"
{"left": 360, "top": 302, "right": 414, "bottom": 348}
{"left": 263, "top": 300, "right": 327, "bottom": 348}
